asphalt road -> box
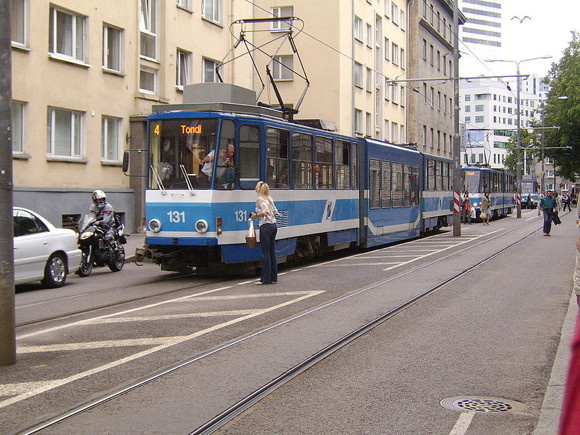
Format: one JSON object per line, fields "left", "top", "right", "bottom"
{"left": 3, "top": 209, "right": 578, "bottom": 434}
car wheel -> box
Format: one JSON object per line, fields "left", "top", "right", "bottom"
{"left": 42, "top": 253, "right": 67, "bottom": 288}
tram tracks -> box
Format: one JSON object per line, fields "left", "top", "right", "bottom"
{"left": 13, "top": 218, "right": 545, "bottom": 435}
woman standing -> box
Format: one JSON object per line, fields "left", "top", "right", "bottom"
{"left": 481, "top": 192, "right": 491, "bottom": 225}
{"left": 250, "top": 181, "right": 279, "bottom": 285}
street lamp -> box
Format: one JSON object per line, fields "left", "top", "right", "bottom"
{"left": 485, "top": 56, "right": 552, "bottom": 218}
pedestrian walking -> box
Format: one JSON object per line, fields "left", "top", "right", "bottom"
{"left": 481, "top": 192, "right": 491, "bottom": 225}
{"left": 562, "top": 193, "right": 572, "bottom": 212}
{"left": 538, "top": 190, "right": 558, "bottom": 236}
{"left": 250, "top": 181, "right": 279, "bottom": 285}
{"left": 462, "top": 191, "right": 472, "bottom": 224}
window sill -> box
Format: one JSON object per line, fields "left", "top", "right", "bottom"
{"left": 136, "top": 92, "right": 169, "bottom": 103}
{"left": 11, "top": 43, "right": 30, "bottom": 52}
{"left": 47, "top": 156, "right": 88, "bottom": 163}
{"left": 177, "top": 5, "right": 193, "bottom": 14}
{"left": 48, "top": 53, "right": 91, "bottom": 68}
{"left": 12, "top": 152, "right": 30, "bottom": 160}
{"left": 101, "top": 160, "right": 123, "bottom": 167}
{"left": 102, "top": 67, "right": 125, "bottom": 77}
{"left": 201, "top": 17, "right": 223, "bottom": 28}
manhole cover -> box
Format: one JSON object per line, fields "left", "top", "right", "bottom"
{"left": 440, "top": 396, "right": 523, "bottom": 414}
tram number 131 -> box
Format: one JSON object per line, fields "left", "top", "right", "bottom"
{"left": 235, "top": 210, "right": 250, "bottom": 222}
{"left": 167, "top": 211, "right": 186, "bottom": 223}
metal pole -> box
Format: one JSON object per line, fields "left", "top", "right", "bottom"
{"left": 515, "top": 61, "right": 522, "bottom": 218}
{"left": 0, "top": 0, "right": 16, "bottom": 365}
{"left": 540, "top": 105, "right": 545, "bottom": 192}
{"left": 452, "top": 0, "right": 461, "bottom": 236}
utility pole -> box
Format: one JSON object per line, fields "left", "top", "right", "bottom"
{"left": 0, "top": 0, "right": 16, "bottom": 365}
{"left": 452, "top": 0, "right": 461, "bottom": 237}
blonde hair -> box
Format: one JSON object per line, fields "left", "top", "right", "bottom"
{"left": 255, "top": 181, "right": 270, "bottom": 197}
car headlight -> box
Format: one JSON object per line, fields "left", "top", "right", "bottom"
{"left": 148, "top": 219, "right": 162, "bottom": 233}
{"left": 195, "top": 219, "right": 208, "bottom": 233}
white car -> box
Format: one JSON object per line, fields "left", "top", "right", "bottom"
{"left": 13, "top": 207, "right": 82, "bottom": 288}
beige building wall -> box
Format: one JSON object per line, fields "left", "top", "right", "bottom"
{"left": 11, "top": 0, "right": 253, "bottom": 229}
{"left": 250, "top": 0, "right": 407, "bottom": 140}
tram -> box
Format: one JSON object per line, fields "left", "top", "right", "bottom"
{"left": 521, "top": 179, "right": 540, "bottom": 209}
{"left": 461, "top": 166, "right": 515, "bottom": 220}
{"left": 130, "top": 87, "right": 454, "bottom": 272}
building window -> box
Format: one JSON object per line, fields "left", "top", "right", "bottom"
{"left": 11, "top": 101, "right": 25, "bottom": 154}
{"left": 49, "top": 6, "right": 87, "bottom": 62}
{"left": 103, "top": 24, "right": 123, "bottom": 72}
{"left": 140, "top": 67, "right": 157, "bottom": 93}
{"left": 391, "top": 2, "right": 399, "bottom": 26}
{"left": 366, "top": 23, "right": 373, "bottom": 47}
{"left": 140, "top": 0, "right": 157, "bottom": 60}
{"left": 391, "top": 43, "right": 399, "bottom": 65}
{"left": 366, "top": 112, "right": 372, "bottom": 137}
{"left": 271, "top": 6, "right": 293, "bottom": 30}
{"left": 354, "top": 109, "right": 363, "bottom": 134}
{"left": 391, "top": 122, "right": 399, "bottom": 142}
{"left": 475, "top": 116, "right": 484, "bottom": 123}
{"left": 366, "top": 67, "right": 372, "bottom": 92}
{"left": 272, "top": 55, "right": 293, "bottom": 80}
{"left": 354, "top": 62, "right": 363, "bottom": 88}
{"left": 400, "top": 48, "right": 405, "bottom": 69}
{"left": 384, "top": 37, "right": 390, "bottom": 60}
{"left": 102, "top": 116, "right": 122, "bottom": 162}
{"left": 176, "top": 0, "right": 192, "bottom": 10}
{"left": 47, "top": 107, "right": 82, "bottom": 158}
{"left": 354, "top": 16, "right": 363, "bottom": 41}
{"left": 203, "top": 58, "right": 219, "bottom": 82}
{"left": 177, "top": 49, "right": 191, "bottom": 88}
{"left": 202, "top": 0, "right": 221, "bottom": 23}
{"left": 475, "top": 104, "right": 484, "bottom": 112}
{"left": 11, "top": 0, "right": 28, "bottom": 47}
{"left": 384, "top": 120, "right": 390, "bottom": 141}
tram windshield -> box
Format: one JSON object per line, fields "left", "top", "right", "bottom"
{"left": 463, "top": 170, "right": 480, "bottom": 193}
{"left": 149, "top": 118, "right": 237, "bottom": 190}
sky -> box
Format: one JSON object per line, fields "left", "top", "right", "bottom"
{"left": 459, "top": 0, "right": 580, "bottom": 79}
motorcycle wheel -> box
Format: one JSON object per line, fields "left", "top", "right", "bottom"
{"left": 108, "top": 245, "right": 125, "bottom": 272}
{"left": 76, "top": 248, "right": 93, "bottom": 277}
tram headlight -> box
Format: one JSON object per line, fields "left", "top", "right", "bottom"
{"left": 148, "top": 219, "right": 162, "bottom": 233}
{"left": 195, "top": 219, "right": 209, "bottom": 233}
{"left": 473, "top": 202, "right": 479, "bottom": 207}
{"left": 216, "top": 217, "right": 223, "bottom": 235}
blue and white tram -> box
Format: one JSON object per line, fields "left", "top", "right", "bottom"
{"left": 461, "top": 166, "right": 515, "bottom": 220}
{"left": 136, "top": 103, "right": 453, "bottom": 272}
{"left": 421, "top": 155, "right": 454, "bottom": 232}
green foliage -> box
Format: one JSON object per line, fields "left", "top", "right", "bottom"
{"left": 504, "top": 129, "right": 536, "bottom": 176}
{"left": 543, "top": 31, "right": 580, "bottom": 181}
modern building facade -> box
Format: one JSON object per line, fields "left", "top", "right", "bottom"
{"left": 460, "top": 77, "right": 540, "bottom": 168}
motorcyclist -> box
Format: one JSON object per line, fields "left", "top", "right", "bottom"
{"left": 88, "top": 190, "right": 116, "bottom": 242}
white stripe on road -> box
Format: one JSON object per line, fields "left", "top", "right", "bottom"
{"left": 449, "top": 412, "right": 475, "bottom": 435}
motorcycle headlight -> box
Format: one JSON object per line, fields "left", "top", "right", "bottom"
{"left": 80, "top": 231, "right": 94, "bottom": 240}
{"left": 195, "top": 219, "right": 208, "bottom": 233}
{"left": 148, "top": 219, "right": 162, "bottom": 233}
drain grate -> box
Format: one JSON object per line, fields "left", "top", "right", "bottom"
{"left": 440, "top": 396, "right": 523, "bottom": 414}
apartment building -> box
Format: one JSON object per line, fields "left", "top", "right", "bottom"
{"left": 10, "top": 0, "right": 253, "bottom": 230}
{"left": 248, "top": 0, "right": 407, "bottom": 143}
{"left": 460, "top": 77, "right": 540, "bottom": 169}
{"left": 407, "top": 0, "right": 463, "bottom": 158}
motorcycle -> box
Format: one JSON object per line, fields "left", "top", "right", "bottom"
{"left": 76, "top": 214, "right": 127, "bottom": 277}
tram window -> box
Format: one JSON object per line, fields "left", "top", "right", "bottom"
{"left": 443, "top": 162, "right": 450, "bottom": 190}
{"left": 406, "top": 165, "right": 419, "bottom": 206}
{"left": 335, "top": 140, "right": 351, "bottom": 189}
{"left": 315, "top": 136, "right": 333, "bottom": 189}
{"left": 427, "top": 159, "right": 435, "bottom": 191}
{"left": 239, "top": 125, "right": 260, "bottom": 189}
{"left": 150, "top": 118, "right": 218, "bottom": 190}
{"left": 292, "top": 132, "right": 313, "bottom": 189}
{"left": 266, "top": 128, "right": 290, "bottom": 189}
{"left": 463, "top": 170, "right": 479, "bottom": 193}
{"left": 215, "top": 120, "right": 236, "bottom": 190}
{"left": 351, "top": 143, "right": 358, "bottom": 189}
{"left": 391, "top": 162, "right": 403, "bottom": 207}
{"left": 435, "top": 160, "right": 443, "bottom": 191}
{"left": 381, "top": 161, "right": 391, "bottom": 208}
{"left": 370, "top": 159, "right": 381, "bottom": 209}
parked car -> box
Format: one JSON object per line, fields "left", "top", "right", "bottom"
{"left": 13, "top": 207, "right": 82, "bottom": 288}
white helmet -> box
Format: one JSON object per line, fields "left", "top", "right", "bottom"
{"left": 92, "top": 190, "right": 107, "bottom": 207}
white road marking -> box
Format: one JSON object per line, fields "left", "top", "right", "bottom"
{"left": 449, "top": 412, "right": 475, "bottom": 435}
{"left": 1, "top": 290, "right": 324, "bottom": 408}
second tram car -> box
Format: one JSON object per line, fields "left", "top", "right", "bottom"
{"left": 132, "top": 97, "right": 456, "bottom": 272}
{"left": 461, "top": 167, "right": 515, "bottom": 220}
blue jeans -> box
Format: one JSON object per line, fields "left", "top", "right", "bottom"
{"left": 542, "top": 209, "right": 553, "bottom": 234}
{"left": 259, "top": 223, "right": 277, "bottom": 284}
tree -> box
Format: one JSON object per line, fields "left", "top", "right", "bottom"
{"left": 543, "top": 31, "right": 580, "bottom": 181}
{"left": 503, "top": 129, "right": 536, "bottom": 176}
